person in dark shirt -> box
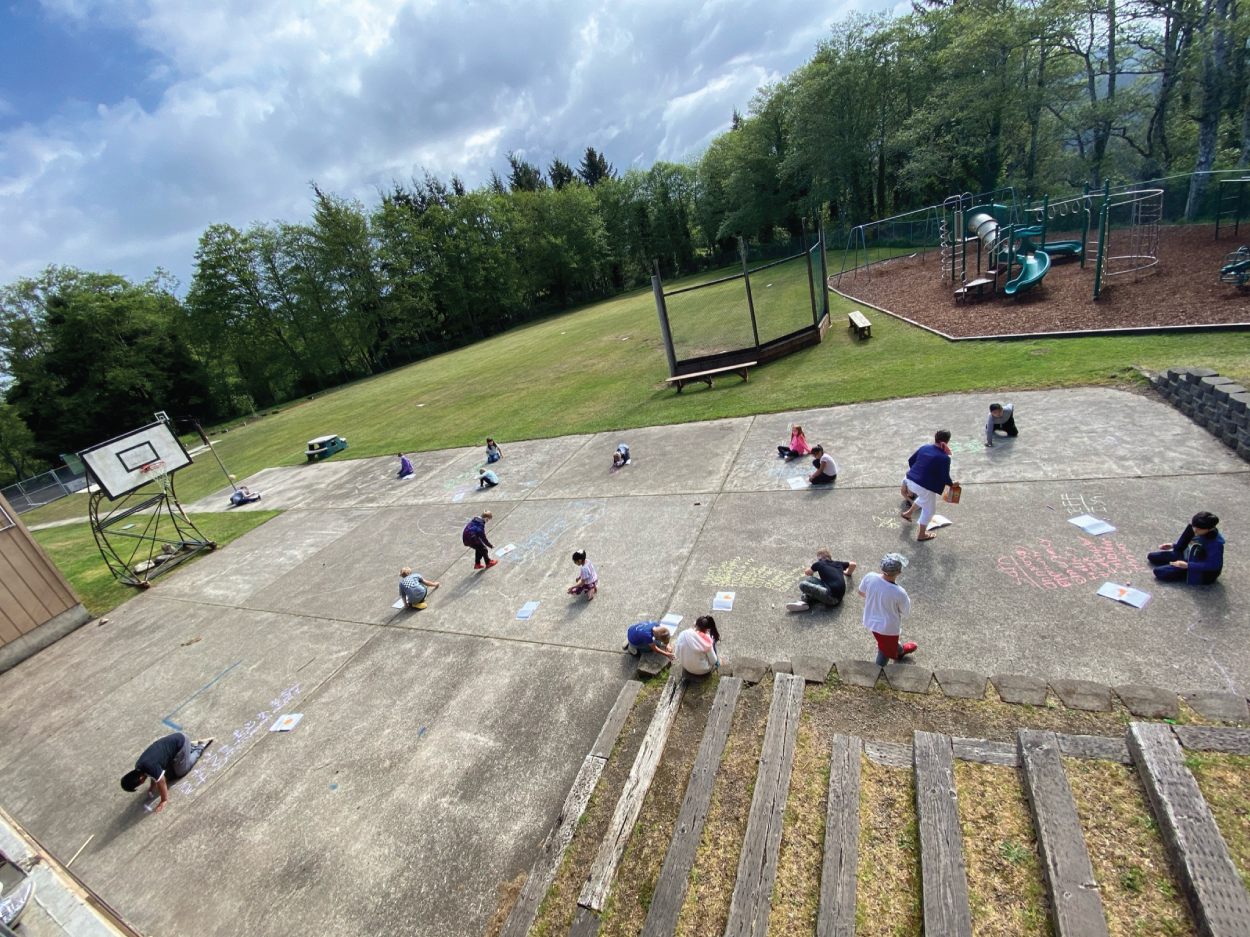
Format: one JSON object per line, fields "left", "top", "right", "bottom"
{"left": 1148, "top": 511, "right": 1226, "bottom": 584}
{"left": 120, "top": 732, "right": 213, "bottom": 813}
{"left": 787, "top": 548, "right": 856, "bottom": 611}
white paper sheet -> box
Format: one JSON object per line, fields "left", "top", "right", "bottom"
{"left": 787, "top": 477, "right": 807, "bottom": 490}
{"left": 1069, "top": 514, "right": 1116, "bottom": 536}
{"left": 269, "top": 713, "right": 303, "bottom": 732}
{"left": 392, "top": 599, "right": 405, "bottom": 609}
{"left": 496, "top": 543, "right": 517, "bottom": 557}
{"left": 926, "top": 515, "right": 952, "bottom": 530}
{"left": 712, "top": 592, "right": 735, "bottom": 611}
{"left": 516, "top": 601, "right": 540, "bottom": 620}
{"left": 1096, "top": 581, "right": 1151, "bottom": 608}
{"left": 660, "top": 613, "right": 683, "bottom": 627}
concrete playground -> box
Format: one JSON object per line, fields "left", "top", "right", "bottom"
{"left": 0, "top": 386, "right": 1247, "bottom": 937}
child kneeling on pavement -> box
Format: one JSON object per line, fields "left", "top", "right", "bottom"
{"left": 624, "top": 621, "right": 675, "bottom": 658}
{"left": 787, "top": 548, "right": 855, "bottom": 611}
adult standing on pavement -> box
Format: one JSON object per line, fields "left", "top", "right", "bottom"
{"left": 857, "top": 553, "right": 915, "bottom": 666}
{"left": 901, "top": 430, "right": 956, "bottom": 541}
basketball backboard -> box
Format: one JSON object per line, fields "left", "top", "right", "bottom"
{"left": 79, "top": 421, "right": 193, "bottom": 500}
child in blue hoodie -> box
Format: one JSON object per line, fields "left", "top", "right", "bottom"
{"left": 1148, "top": 511, "right": 1225, "bottom": 584}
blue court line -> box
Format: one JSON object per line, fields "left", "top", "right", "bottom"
{"left": 162, "top": 659, "right": 244, "bottom": 731}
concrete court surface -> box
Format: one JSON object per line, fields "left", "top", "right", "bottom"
{"left": 0, "top": 386, "right": 1247, "bottom": 937}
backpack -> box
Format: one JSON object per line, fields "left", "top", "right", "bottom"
{"left": 462, "top": 518, "right": 484, "bottom": 546}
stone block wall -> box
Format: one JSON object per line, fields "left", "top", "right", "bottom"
{"left": 1150, "top": 367, "right": 1250, "bottom": 461}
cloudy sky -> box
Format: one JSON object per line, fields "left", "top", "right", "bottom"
{"left": 0, "top": 0, "right": 887, "bottom": 287}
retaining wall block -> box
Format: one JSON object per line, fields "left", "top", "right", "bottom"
{"left": 1185, "top": 367, "right": 1218, "bottom": 382}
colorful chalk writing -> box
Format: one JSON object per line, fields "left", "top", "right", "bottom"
{"left": 997, "top": 535, "right": 1146, "bottom": 590}
{"left": 174, "top": 683, "right": 301, "bottom": 797}
{"left": 702, "top": 556, "right": 802, "bottom": 593}
{"left": 873, "top": 514, "right": 901, "bottom": 529}
{"left": 947, "top": 440, "right": 982, "bottom": 454}
{"left": 501, "top": 500, "right": 606, "bottom": 564}
{"left": 1060, "top": 491, "right": 1109, "bottom": 516}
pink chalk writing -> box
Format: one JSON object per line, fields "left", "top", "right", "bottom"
{"left": 997, "top": 536, "right": 1147, "bottom": 590}
{"left": 175, "top": 683, "right": 301, "bottom": 796}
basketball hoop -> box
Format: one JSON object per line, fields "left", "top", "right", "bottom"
{"left": 139, "top": 460, "right": 170, "bottom": 494}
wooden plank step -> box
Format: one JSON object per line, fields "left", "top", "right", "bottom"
{"left": 816, "top": 734, "right": 860, "bottom": 937}
{"left": 578, "top": 674, "right": 685, "bottom": 913}
{"left": 568, "top": 906, "right": 601, "bottom": 937}
{"left": 1174, "top": 725, "right": 1250, "bottom": 755}
{"left": 952, "top": 737, "right": 1018, "bottom": 767}
{"left": 724, "top": 672, "right": 805, "bottom": 937}
{"left": 500, "top": 680, "right": 642, "bottom": 937}
{"left": 1127, "top": 721, "right": 1250, "bottom": 936}
{"left": 913, "top": 731, "right": 973, "bottom": 937}
{"left": 1057, "top": 733, "right": 1130, "bottom": 764}
{"left": 1017, "top": 729, "right": 1110, "bottom": 937}
{"left": 640, "top": 677, "right": 743, "bottom": 937}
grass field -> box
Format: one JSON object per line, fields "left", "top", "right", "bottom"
{"left": 33, "top": 511, "right": 281, "bottom": 616}
{"left": 19, "top": 252, "right": 1250, "bottom": 529}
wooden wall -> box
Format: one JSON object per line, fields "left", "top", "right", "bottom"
{"left": 0, "top": 492, "right": 82, "bottom": 650}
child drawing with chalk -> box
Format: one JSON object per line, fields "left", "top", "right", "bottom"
{"left": 399, "top": 567, "right": 440, "bottom": 609}
{"left": 397, "top": 453, "right": 414, "bottom": 478}
{"left": 612, "top": 444, "right": 630, "bottom": 469}
{"left": 478, "top": 467, "right": 498, "bottom": 488}
{"left": 486, "top": 438, "right": 502, "bottom": 463}
{"left": 568, "top": 550, "right": 598, "bottom": 600}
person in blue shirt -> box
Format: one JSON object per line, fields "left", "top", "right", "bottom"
{"left": 1148, "top": 512, "right": 1225, "bottom": 584}
{"left": 478, "top": 467, "right": 499, "bottom": 488}
{"left": 901, "top": 430, "right": 957, "bottom": 542}
{"left": 623, "top": 622, "right": 675, "bottom": 658}
{"left": 229, "top": 486, "right": 261, "bottom": 506}
{"left": 397, "top": 453, "right": 414, "bottom": 478}
{"left": 399, "top": 567, "right": 440, "bottom": 608}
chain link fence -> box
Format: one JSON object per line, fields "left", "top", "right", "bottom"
{"left": 1, "top": 465, "right": 89, "bottom": 514}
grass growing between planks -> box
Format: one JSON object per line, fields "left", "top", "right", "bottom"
{"left": 1185, "top": 752, "right": 1250, "bottom": 891}
{"left": 857, "top": 759, "right": 922, "bottom": 937}
{"left": 954, "top": 762, "right": 1053, "bottom": 937}
{"left": 675, "top": 676, "right": 771, "bottom": 937}
{"left": 1065, "top": 758, "right": 1197, "bottom": 937}
{"left": 32, "top": 511, "right": 281, "bottom": 616}
{"left": 525, "top": 681, "right": 661, "bottom": 937}
{"left": 598, "top": 676, "right": 719, "bottom": 937}
{"left": 22, "top": 249, "right": 1250, "bottom": 530}
{"left": 767, "top": 708, "right": 830, "bottom": 937}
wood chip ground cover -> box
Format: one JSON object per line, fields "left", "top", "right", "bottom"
{"left": 597, "top": 676, "right": 719, "bottom": 937}
{"left": 674, "top": 677, "right": 771, "bottom": 937}
{"left": 1185, "top": 752, "right": 1250, "bottom": 891}
{"left": 767, "top": 702, "right": 830, "bottom": 937}
{"left": 524, "top": 682, "right": 660, "bottom": 937}
{"left": 1064, "top": 757, "right": 1196, "bottom": 937}
{"left": 857, "top": 759, "right": 922, "bottom": 937}
{"left": 954, "top": 762, "right": 1052, "bottom": 937}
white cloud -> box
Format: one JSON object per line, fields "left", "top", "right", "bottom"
{"left": 0, "top": 0, "right": 883, "bottom": 286}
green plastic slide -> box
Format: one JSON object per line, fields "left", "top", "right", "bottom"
{"left": 1041, "top": 240, "right": 1083, "bottom": 258}
{"left": 1005, "top": 250, "right": 1050, "bottom": 295}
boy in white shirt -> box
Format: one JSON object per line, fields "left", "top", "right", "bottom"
{"left": 857, "top": 553, "right": 916, "bottom": 665}
{"left": 808, "top": 445, "right": 838, "bottom": 485}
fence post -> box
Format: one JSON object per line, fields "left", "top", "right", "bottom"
{"left": 803, "top": 220, "right": 819, "bottom": 328}
{"left": 818, "top": 215, "right": 830, "bottom": 320}
{"left": 739, "top": 238, "right": 761, "bottom": 350}
{"left": 652, "top": 260, "right": 679, "bottom": 378}
{"left": 1094, "top": 179, "right": 1111, "bottom": 300}
{"left": 1080, "top": 182, "right": 1091, "bottom": 269}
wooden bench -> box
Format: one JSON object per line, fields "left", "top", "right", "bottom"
{"left": 666, "top": 362, "right": 755, "bottom": 393}
{"left": 848, "top": 310, "right": 872, "bottom": 339}
{"left": 954, "top": 277, "right": 996, "bottom": 303}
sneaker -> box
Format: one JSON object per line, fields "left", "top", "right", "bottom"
{"left": 898, "top": 642, "right": 918, "bottom": 658}
{"left": 414, "top": 602, "right": 427, "bottom": 610}
{"left": 485, "top": 559, "right": 499, "bottom": 569}
{"left": 785, "top": 601, "right": 810, "bottom": 612}
{"left": 624, "top": 644, "right": 640, "bottom": 657}
{"left": 474, "top": 563, "right": 484, "bottom": 570}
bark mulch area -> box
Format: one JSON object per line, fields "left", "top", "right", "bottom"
{"left": 835, "top": 224, "right": 1250, "bottom": 338}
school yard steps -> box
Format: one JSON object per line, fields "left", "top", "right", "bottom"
{"left": 496, "top": 667, "right": 1250, "bottom": 937}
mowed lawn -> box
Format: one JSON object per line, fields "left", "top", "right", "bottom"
{"left": 21, "top": 257, "right": 1250, "bottom": 527}
{"left": 34, "top": 511, "right": 281, "bottom": 616}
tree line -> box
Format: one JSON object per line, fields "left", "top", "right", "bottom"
{"left": 2, "top": 0, "right": 1244, "bottom": 482}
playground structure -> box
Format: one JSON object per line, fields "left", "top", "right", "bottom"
{"left": 1220, "top": 246, "right": 1250, "bottom": 288}
{"left": 653, "top": 221, "right": 831, "bottom": 388}
{"left": 78, "top": 419, "right": 215, "bottom": 588}
{"left": 1214, "top": 176, "right": 1250, "bottom": 238}
{"left": 837, "top": 180, "right": 1163, "bottom": 303}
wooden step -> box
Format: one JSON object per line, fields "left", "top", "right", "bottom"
{"left": 499, "top": 681, "right": 641, "bottom": 937}
{"left": 913, "top": 731, "right": 972, "bottom": 937}
{"left": 577, "top": 673, "right": 685, "bottom": 914}
{"left": 724, "top": 672, "right": 804, "bottom": 937}
{"left": 640, "top": 676, "right": 743, "bottom": 937}
{"left": 1017, "top": 729, "right": 1110, "bottom": 937}
{"left": 816, "top": 733, "right": 860, "bottom": 937}
{"left": 1127, "top": 721, "right": 1250, "bottom": 937}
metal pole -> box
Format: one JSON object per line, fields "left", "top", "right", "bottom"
{"left": 651, "top": 260, "right": 678, "bottom": 377}
{"left": 739, "top": 238, "right": 761, "bottom": 350}
{"left": 803, "top": 219, "right": 819, "bottom": 328}
{"left": 194, "top": 420, "right": 238, "bottom": 491}
{"left": 1080, "top": 182, "right": 1091, "bottom": 269}
{"left": 1094, "top": 180, "right": 1110, "bottom": 300}
{"left": 818, "top": 215, "right": 830, "bottom": 319}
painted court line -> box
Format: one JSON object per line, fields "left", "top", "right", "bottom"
{"left": 162, "top": 659, "right": 243, "bottom": 730}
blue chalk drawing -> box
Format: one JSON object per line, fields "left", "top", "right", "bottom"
{"left": 162, "top": 659, "right": 243, "bottom": 731}
{"left": 502, "top": 500, "right": 606, "bottom": 564}
{"left": 329, "top": 784, "right": 338, "bottom": 790}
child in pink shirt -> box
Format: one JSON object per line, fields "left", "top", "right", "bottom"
{"left": 778, "top": 424, "right": 811, "bottom": 459}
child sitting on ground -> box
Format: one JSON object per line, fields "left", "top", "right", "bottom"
{"left": 478, "top": 467, "right": 499, "bottom": 488}
{"left": 675, "top": 617, "right": 720, "bottom": 675}
{"left": 397, "top": 453, "right": 414, "bottom": 478}
{"left": 486, "top": 438, "right": 502, "bottom": 463}
{"left": 568, "top": 550, "right": 598, "bottom": 600}
{"left": 777, "top": 424, "right": 811, "bottom": 460}
{"left": 229, "top": 486, "right": 261, "bottom": 506}
{"left": 787, "top": 548, "right": 855, "bottom": 611}
{"left": 624, "top": 622, "right": 674, "bottom": 658}
{"left": 612, "top": 444, "right": 630, "bottom": 469}
{"left": 399, "top": 567, "right": 440, "bottom": 609}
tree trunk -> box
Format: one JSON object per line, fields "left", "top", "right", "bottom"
{"left": 1187, "top": 0, "right": 1232, "bottom": 219}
